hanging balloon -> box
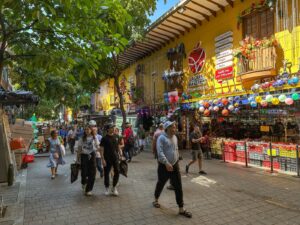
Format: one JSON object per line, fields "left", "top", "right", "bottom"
{"left": 250, "top": 101, "right": 257, "bottom": 108}
{"left": 209, "top": 106, "right": 213, "bottom": 111}
{"left": 251, "top": 84, "right": 260, "bottom": 92}
{"left": 260, "top": 100, "right": 268, "bottom": 107}
{"left": 255, "top": 96, "right": 262, "bottom": 103}
{"left": 234, "top": 102, "right": 239, "bottom": 108}
{"left": 208, "top": 100, "right": 214, "bottom": 105}
{"left": 204, "top": 109, "right": 210, "bottom": 116}
{"left": 213, "top": 106, "right": 219, "bottom": 112}
{"left": 234, "top": 96, "right": 240, "bottom": 102}
{"left": 265, "top": 94, "right": 273, "bottom": 102}
{"left": 248, "top": 96, "right": 255, "bottom": 102}
{"left": 277, "top": 79, "right": 285, "bottom": 87}
{"left": 292, "top": 93, "right": 299, "bottom": 101}
{"left": 221, "top": 98, "right": 229, "bottom": 105}
{"left": 228, "top": 105, "right": 234, "bottom": 111}
{"left": 228, "top": 97, "right": 233, "bottom": 102}
{"left": 199, "top": 100, "right": 204, "bottom": 105}
{"left": 203, "top": 102, "right": 210, "bottom": 108}
{"left": 278, "top": 94, "right": 287, "bottom": 102}
{"left": 174, "top": 96, "right": 179, "bottom": 102}
{"left": 261, "top": 82, "right": 270, "bottom": 90}
{"left": 222, "top": 109, "right": 229, "bottom": 116}
{"left": 292, "top": 76, "right": 299, "bottom": 85}
{"left": 271, "top": 98, "right": 280, "bottom": 105}
{"left": 218, "top": 102, "right": 224, "bottom": 108}
{"left": 199, "top": 106, "right": 205, "bottom": 112}
{"left": 285, "top": 98, "right": 294, "bottom": 105}
{"left": 234, "top": 108, "right": 240, "bottom": 113}
{"left": 213, "top": 99, "right": 219, "bottom": 105}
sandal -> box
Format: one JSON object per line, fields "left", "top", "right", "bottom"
{"left": 179, "top": 210, "right": 192, "bottom": 218}
{"left": 152, "top": 201, "right": 160, "bottom": 208}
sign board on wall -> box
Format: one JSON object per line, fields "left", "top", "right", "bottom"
{"left": 215, "top": 31, "right": 234, "bottom": 81}
{"left": 188, "top": 74, "right": 206, "bottom": 87}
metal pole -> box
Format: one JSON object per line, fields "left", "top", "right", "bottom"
{"left": 270, "top": 142, "right": 273, "bottom": 173}
{"left": 221, "top": 140, "right": 227, "bottom": 163}
{"left": 295, "top": 144, "right": 300, "bottom": 177}
{"left": 244, "top": 141, "right": 249, "bottom": 168}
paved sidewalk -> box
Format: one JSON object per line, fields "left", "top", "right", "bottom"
{"left": 0, "top": 170, "right": 27, "bottom": 225}
{"left": 23, "top": 151, "right": 300, "bottom": 225}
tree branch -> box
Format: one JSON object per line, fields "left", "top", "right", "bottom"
{"left": 7, "top": 19, "right": 38, "bottom": 36}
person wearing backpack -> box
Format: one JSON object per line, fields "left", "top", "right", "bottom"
{"left": 123, "top": 122, "right": 134, "bottom": 162}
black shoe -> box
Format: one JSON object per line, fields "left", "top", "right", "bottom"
{"left": 167, "top": 185, "right": 175, "bottom": 190}
{"left": 199, "top": 170, "right": 207, "bottom": 175}
{"left": 185, "top": 165, "right": 189, "bottom": 174}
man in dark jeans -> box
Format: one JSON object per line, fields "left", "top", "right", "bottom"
{"left": 153, "top": 121, "right": 192, "bottom": 218}
{"left": 100, "top": 124, "right": 120, "bottom": 196}
{"left": 123, "top": 122, "right": 134, "bottom": 162}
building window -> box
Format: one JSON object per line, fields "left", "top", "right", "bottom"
{"left": 243, "top": 7, "right": 274, "bottom": 39}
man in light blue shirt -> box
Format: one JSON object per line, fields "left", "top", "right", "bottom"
{"left": 153, "top": 121, "right": 192, "bottom": 218}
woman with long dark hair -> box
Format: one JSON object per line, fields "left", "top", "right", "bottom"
{"left": 77, "top": 126, "right": 99, "bottom": 196}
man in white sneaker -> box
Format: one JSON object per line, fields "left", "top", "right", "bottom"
{"left": 100, "top": 123, "right": 120, "bottom": 196}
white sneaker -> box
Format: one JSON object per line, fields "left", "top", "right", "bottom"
{"left": 82, "top": 184, "right": 86, "bottom": 192}
{"left": 111, "top": 187, "right": 119, "bottom": 196}
{"left": 85, "top": 192, "right": 92, "bottom": 196}
{"left": 104, "top": 188, "right": 110, "bottom": 196}
{"left": 51, "top": 175, "right": 55, "bottom": 180}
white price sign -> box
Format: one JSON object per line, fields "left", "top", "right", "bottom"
{"left": 215, "top": 37, "right": 233, "bottom": 48}
{"left": 216, "top": 49, "right": 233, "bottom": 59}
{"left": 216, "top": 55, "right": 233, "bottom": 65}
{"left": 215, "top": 31, "right": 233, "bottom": 42}
{"left": 215, "top": 43, "right": 233, "bottom": 53}
{"left": 216, "top": 61, "right": 233, "bottom": 70}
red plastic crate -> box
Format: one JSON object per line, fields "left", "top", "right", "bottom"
{"left": 262, "top": 161, "right": 280, "bottom": 169}
{"left": 224, "top": 151, "right": 236, "bottom": 161}
{"left": 23, "top": 154, "right": 34, "bottom": 163}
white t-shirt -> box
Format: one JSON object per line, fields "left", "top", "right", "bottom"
{"left": 78, "top": 136, "right": 99, "bottom": 155}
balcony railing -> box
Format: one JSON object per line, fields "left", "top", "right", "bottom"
{"left": 236, "top": 46, "right": 277, "bottom": 75}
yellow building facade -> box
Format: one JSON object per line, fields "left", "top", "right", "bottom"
{"left": 119, "top": 0, "right": 300, "bottom": 106}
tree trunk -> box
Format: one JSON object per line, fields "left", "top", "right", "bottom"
{"left": 114, "top": 72, "right": 127, "bottom": 131}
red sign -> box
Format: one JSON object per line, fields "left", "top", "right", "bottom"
{"left": 188, "top": 42, "right": 206, "bottom": 74}
{"left": 215, "top": 66, "right": 233, "bottom": 80}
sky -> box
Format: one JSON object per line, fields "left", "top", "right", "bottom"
{"left": 149, "top": 0, "right": 180, "bottom": 22}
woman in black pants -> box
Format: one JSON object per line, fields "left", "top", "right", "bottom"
{"left": 77, "top": 126, "right": 100, "bottom": 196}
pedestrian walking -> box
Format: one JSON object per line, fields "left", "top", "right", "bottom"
{"left": 67, "top": 126, "right": 77, "bottom": 154}
{"left": 77, "top": 124, "right": 99, "bottom": 196}
{"left": 58, "top": 126, "right": 68, "bottom": 148}
{"left": 90, "top": 120, "right": 104, "bottom": 178}
{"left": 185, "top": 126, "right": 207, "bottom": 175}
{"left": 137, "top": 124, "right": 146, "bottom": 152}
{"left": 153, "top": 121, "right": 192, "bottom": 218}
{"left": 100, "top": 124, "right": 121, "bottom": 196}
{"left": 123, "top": 122, "right": 134, "bottom": 162}
{"left": 152, "top": 123, "right": 164, "bottom": 158}
{"left": 47, "top": 130, "right": 66, "bottom": 179}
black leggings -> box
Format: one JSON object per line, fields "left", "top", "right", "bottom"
{"left": 81, "top": 152, "right": 96, "bottom": 192}
{"left": 154, "top": 161, "right": 184, "bottom": 208}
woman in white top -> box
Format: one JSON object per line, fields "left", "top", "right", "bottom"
{"left": 77, "top": 126, "right": 99, "bottom": 196}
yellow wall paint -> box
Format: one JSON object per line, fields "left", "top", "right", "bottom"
{"left": 95, "top": 79, "right": 114, "bottom": 112}
{"left": 120, "top": 0, "right": 300, "bottom": 105}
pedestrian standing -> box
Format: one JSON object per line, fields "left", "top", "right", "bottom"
{"left": 100, "top": 124, "right": 121, "bottom": 196}
{"left": 153, "top": 121, "right": 192, "bottom": 218}
{"left": 185, "top": 126, "right": 207, "bottom": 175}
{"left": 137, "top": 124, "right": 146, "bottom": 152}
{"left": 77, "top": 125, "right": 99, "bottom": 196}
{"left": 67, "top": 126, "right": 77, "bottom": 154}
{"left": 47, "top": 130, "right": 66, "bottom": 179}
{"left": 123, "top": 122, "right": 134, "bottom": 162}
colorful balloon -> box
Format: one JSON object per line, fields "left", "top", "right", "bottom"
{"left": 292, "top": 93, "right": 299, "bottom": 101}
{"left": 278, "top": 94, "right": 287, "bottom": 102}
{"left": 250, "top": 101, "right": 257, "bottom": 107}
{"left": 222, "top": 109, "right": 229, "bottom": 116}
{"left": 285, "top": 98, "right": 294, "bottom": 105}
{"left": 221, "top": 98, "right": 229, "bottom": 105}
{"left": 203, "top": 102, "right": 210, "bottom": 108}
{"left": 199, "top": 106, "right": 205, "bottom": 112}
{"left": 234, "top": 102, "right": 239, "bottom": 108}
{"left": 271, "top": 98, "right": 280, "bottom": 105}
{"left": 213, "top": 106, "right": 219, "bottom": 112}
{"left": 260, "top": 100, "right": 268, "bottom": 107}
{"left": 265, "top": 94, "right": 273, "bottom": 102}
{"left": 255, "top": 96, "right": 262, "bottom": 103}
{"left": 228, "top": 105, "right": 234, "bottom": 111}
{"left": 204, "top": 109, "right": 210, "bottom": 116}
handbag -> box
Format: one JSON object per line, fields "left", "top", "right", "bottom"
{"left": 70, "top": 163, "right": 80, "bottom": 183}
{"left": 119, "top": 160, "right": 128, "bottom": 177}
{"left": 60, "top": 144, "right": 66, "bottom": 156}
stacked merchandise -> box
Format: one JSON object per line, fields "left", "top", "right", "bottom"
{"left": 277, "top": 144, "right": 297, "bottom": 172}
{"left": 235, "top": 141, "right": 246, "bottom": 163}
{"left": 223, "top": 141, "right": 236, "bottom": 161}
{"left": 247, "top": 142, "right": 265, "bottom": 166}
{"left": 263, "top": 143, "right": 280, "bottom": 169}
{"left": 211, "top": 138, "right": 224, "bottom": 157}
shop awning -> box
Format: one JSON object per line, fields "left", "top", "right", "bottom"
{"left": 119, "top": 0, "right": 234, "bottom": 66}
{"left": 0, "top": 90, "right": 39, "bottom": 105}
